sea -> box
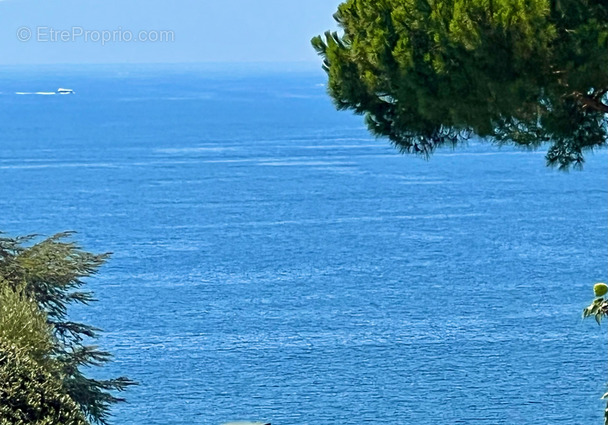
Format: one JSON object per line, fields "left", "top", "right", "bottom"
{"left": 0, "top": 64, "right": 607, "bottom": 425}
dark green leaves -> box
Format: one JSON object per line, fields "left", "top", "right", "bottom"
{"left": 313, "top": 0, "right": 608, "bottom": 169}
{"left": 582, "top": 297, "right": 608, "bottom": 324}
{"left": 0, "top": 233, "right": 135, "bottom": 425}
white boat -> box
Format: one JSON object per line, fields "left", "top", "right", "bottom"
{"left": 57, "top": 88, "right": 75, "bottom": 95}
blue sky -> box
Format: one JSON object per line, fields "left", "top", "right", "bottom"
{"left": 0, "top": 0, "right": 343, "bottom": 64}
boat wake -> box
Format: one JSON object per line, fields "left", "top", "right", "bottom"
{"left": 15, "top": 88, "right": 74, "bottom": 95}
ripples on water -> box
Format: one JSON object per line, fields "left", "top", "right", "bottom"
{"left": 0, "top": 65, "right": 607, "bottom": 424}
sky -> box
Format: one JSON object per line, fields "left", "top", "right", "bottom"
{"left": 0, "top": 0, "right": 343, "bottom": 65}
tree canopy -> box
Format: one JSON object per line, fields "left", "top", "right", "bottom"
{"left": 312, "top": 0, "right": 608, "bottom": 169}
{"left": 0, "top": 232, "right": 135, "bottom": 425}
{"left": 0, "top": 342, "right": 89, "bottom": 425}
{"left": 0, "top": 286, "right": 87, "bottom": 425}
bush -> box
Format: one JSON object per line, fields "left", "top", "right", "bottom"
{"left": 0, "top": 232, "right": 135, "bottom": 424}
{"left": 0, "top": 342, "right": 88, "bottom": 425}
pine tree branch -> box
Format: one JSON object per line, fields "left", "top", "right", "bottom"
{"left": 571, "top": 92, "right": 608, "bottom": 114}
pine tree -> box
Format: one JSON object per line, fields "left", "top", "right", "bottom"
{"left": 0, "top": 232, "right": 136, "bottom": 425}
{"left": 312, "top": 0, "right": 608, "bottom": 169}
{"left": 0, "top": 286, "right": 88, "bottom": 425}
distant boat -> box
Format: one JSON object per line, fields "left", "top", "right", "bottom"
{"left": 57, "top": 88, "right": 75, "bottom": 95}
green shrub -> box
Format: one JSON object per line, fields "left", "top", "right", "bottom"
{"left": 0, "top": 285, "right": 53, "bottom": 363}
{"left": 0, "top": 342, "right": 87, "bottom": 425}
{"left": 0, "top": 232, "right": 135, "bottom": 424}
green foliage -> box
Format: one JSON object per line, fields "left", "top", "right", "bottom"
{"left": 583, "top": 297, "right": 608, "bottom": 324}
{"left": 0, "top": 342, "right": 88, "bottom": 425}
{"left": 0, "top": 285, "right": 53, "bottom": 363}
{"left": 595, "top": 283, "right": 608, "bottom": 297}
{"left": 313, "top": 0, "right": 608, "bottom": 169}
{"left": 0, "top": 232, "right": 135, "bottom": 425}
{"left": 583, "top": 284, "right": 608, "bottom": 425}
{"left": 0, "top": 287, "right": 86, "bottom": 424}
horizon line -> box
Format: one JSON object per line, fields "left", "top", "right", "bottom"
{"left": 0, "top": 60, "right": 324, "bottom": 67}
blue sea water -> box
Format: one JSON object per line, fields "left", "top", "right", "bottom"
{"left": 0, "top": 64, "right": 607, "bottom": 425}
